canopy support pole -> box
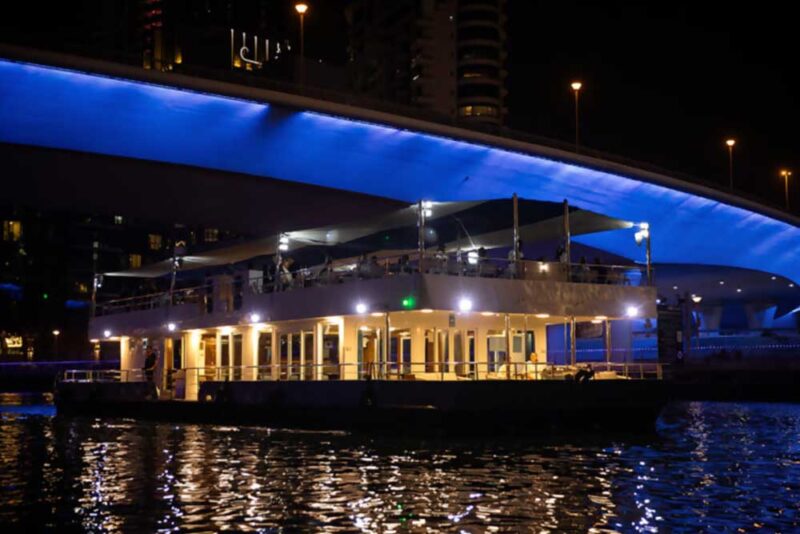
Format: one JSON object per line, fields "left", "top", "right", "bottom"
{"left": 563, "top": 199, "right": 571, "bottom": 264}
{"left": 275, "top": 234, "right": 283, "bottom": 292}
{"left": 512, "top": 193, "right": 520, "bottom": 261}
{"left": 418, "top": 200, "right": 425, "bottom": 273}
{"left": 646, "top": 226, "right": 653, "bottom": 285}
{"left": 90, "top": 241, "right": 99, "bottom": 317}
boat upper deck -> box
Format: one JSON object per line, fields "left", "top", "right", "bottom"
{"left": 90, "top": 255, "right": 656, "bottom": 339}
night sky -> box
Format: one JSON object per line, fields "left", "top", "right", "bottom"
{"left": 505, "top": 1, "right": 798, "bottom": 213}
{"left": 3, "top": 0, "right": 797, "bottom": 212}
{"left": 305, "top": 1, "right": 799, "bottom": 213}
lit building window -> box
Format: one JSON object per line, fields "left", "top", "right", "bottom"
{"left": 148, "top": 234, "right": 162, "bottom": 251}
{"left": 204, "top": 228, "right": 219, "bottom": 242}
{"left": 77, "top": 282, "right": 90, "bottom": 294}
{"left": 2, "top": 220, "right": 22, "bottom": 242}
{"left": 114, "top": 215, "right": 124, "bottom": 225}
{"left": 130, "top": 254, "right": 142, "bottom": 269}
{"left": 458, "top": 105, "right": 498, "bottom": 117}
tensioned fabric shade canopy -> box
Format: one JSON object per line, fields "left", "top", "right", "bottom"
{"left": 103, "top": 199, "right": 632, "bottom": 278}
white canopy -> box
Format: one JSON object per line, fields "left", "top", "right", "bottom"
{"left": 105, "top": 200, "right": 631, "bottom": 278}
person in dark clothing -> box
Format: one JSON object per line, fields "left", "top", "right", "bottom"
{"left": 143, "top": 349, "right": 157, "bottom": 382}
{"left": 575, "top": 364, "right": 595, "bottom": 383}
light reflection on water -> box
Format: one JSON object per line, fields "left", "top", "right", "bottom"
{"left": 1, "top": 394, "right": 800, "bottom": 531}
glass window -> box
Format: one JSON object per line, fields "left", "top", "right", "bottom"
{"left": 204, "top": 228, "right": 219, "bottom": 242}
{"left": 459, "top": 84, "right": 500, "bottom": 98}
{"left": 458, "top": 9, "right": 499, "bottom": 23}
{"left": 389, "top": 328, "right": 410, "bottom": 374}
{"left": 459, "top": 65, "right": 499, "bottom": 79}
{"left": 114, "top": 215, "right": 124, "bottom": 225}
{"left": 486, "top": 329, "right": 506, "bottom": 372}
{"left": 148, "top": 234, "right": 162, "bottom": 250}
{"left": 458, "top": 46, "right": 499, "bottom": 61}
{"left": 258, "top": 332, "right": 273, "bottom": 366}
{"left": 425, "top": 329, "right": 437, "bottom": 372}
{"left": 303, "top": 332, "right": 314, "bottom": 380}
{"left": 3, "top": 221, "right": 22, "bottom": 242}
{"left": 129, "top": 254, "right": 142, "bottom": 269}
{"left": 459, "top": 26, "right": 500, "bottom": 41}
{"left": 459, "top": 105, "right": 498, "bottom": 117}
{"left": 322, "top": 323, "right": 340, "bottom": 379}
{"left": 232, "top": 334, "right": 243, "bottom": 373}
{"left": 291, "top": 333, "right": 302, "bottom": 379}
{"left": 173, "top": 338, "right": 183, "bottom": 370}
{"left": 220, "top": 335, "right": 230, "bottom": 367}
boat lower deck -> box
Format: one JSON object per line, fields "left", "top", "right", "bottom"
{"left": 55, "top": 378, "right": 670, "bottom": 435}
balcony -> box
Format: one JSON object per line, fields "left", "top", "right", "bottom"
{"left": 90, "top": 255, "right": 656, "bottom": 339}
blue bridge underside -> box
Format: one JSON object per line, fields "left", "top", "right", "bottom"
{"left": 1, "top": 59, "right": 798, "bottom": 283}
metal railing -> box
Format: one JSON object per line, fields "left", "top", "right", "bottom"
{"left": 61, "top": 361, "right": 663, "bottom": 384}
{"left": 95, "top": 255, "right": 650, "bottom": 316}
{"left": 96, "top": 286, "right": 207, "bottom": 316}
{"left": 261, "top": 255, "right": 647, "bottom": 290}
{"left": 61, "top": 368, "right": 146, "bottom": 382}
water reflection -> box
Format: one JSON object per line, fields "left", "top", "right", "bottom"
{"left": 1, "top": 397, "right": 800, "bottom": 531}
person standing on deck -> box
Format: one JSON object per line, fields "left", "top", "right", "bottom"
{"left": 143, "top": 348, "right": 158, "bottom": 382}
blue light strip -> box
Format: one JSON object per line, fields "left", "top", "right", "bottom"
{"left": 1, "top": 59, "right": 798, "bottom": 283}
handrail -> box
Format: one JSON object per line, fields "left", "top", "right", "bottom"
{"left": 60, "top": 361, "right": 664, "bottom": 383}
{"left": 94, "top": 255, "right": 652, "bottom": 316}
{"left": 60, "top": 368, "right": 146, "bottom": 382}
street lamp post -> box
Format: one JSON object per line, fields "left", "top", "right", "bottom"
{"left": 52, "top": 329, "right": 60, "bottom": 358}
{"left": 571, "top": 81, "right": 582, "bottom": 151}
{"left": 780, "top": 169, "right": 792, "bottom": 210}
{"left": 725, "top": 138, "right": 736, "bottom": 189}
{"left": 295, "top": 3, "right": 309, "bottom": 85}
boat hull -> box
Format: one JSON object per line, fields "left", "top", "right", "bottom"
{"left": 55, "top": 379, "right": 669, "bottom": 435}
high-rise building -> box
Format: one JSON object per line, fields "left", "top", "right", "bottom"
{"left": 0, "top": 204, "right": 240, "bottom": 361}
{"left": 346, "top": 0, "right": 508, "bottom": 125}
{"left": 140, "top": 0, "right": 294, "bottom": 77}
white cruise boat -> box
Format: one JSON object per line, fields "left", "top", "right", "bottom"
{"left": 57, "top": 199, "right": 668, "bottom": 434}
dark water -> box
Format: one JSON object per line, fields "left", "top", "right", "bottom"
{"left": 2, "top": 394, "right": 800, "bottom": 532}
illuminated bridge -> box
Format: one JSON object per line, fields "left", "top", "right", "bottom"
{"left": 1, "top": 45, "right": 799, "bottom": 337}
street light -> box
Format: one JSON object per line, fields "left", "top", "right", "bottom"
{"left": 725, "top": 138, "right": 736, "bottom": 189}
{"left": 780, "top": 169, "right": 792, "bottom": 210}
{"left": 52, "top": 329, "right": 60, "bottom": 358}
{"left": 295, "top": 3, "right": 309, "bottom": 85}
{"left": 570, "top": 81, "right": 582, "bottom": 151}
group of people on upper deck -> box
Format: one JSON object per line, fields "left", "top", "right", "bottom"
{"left": 265, "top": 240, "right": 629, "bottom": 291}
